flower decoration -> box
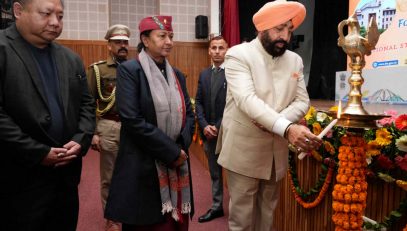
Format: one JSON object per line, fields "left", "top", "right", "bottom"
{"left": 312, "top": 122, "right": 322, "bottom": 136}
{"left": 378, "top": 109, "right": 398, "bottom": 126}
{"left": 296, "top": 107, "right": 407, "bottom": 230}
{"left": 316, "top": 111, "right": 328, "bottom": 122}
{"left": 395, "top": 114, "right": 407, "bottom": 131}
{"left": 396, "top": 135, "right": 407, "bottom": 152}
{"left": 395, "top": 154, "right": 407, "bottom": 171}
{"left": 375, "top": 128, "right": 392, "bottom": 146}
{"left": 377, "top": 172, "right": 395, "bottom": 183}
{"left": 377, "top": 155, "right": 394, "bottom": 170}
{"left": 366, "top": 140, "right": 381, "bottom": 157}
{"left": 396, "top": 180, "right": 407, "bottom": 191}
{"left": 324, "top": 141, "right": 336, "bottom": 155}
{"left": 304, "top": 106, "right": 315, "bottom": 121}
{"left": 332, "top": 135, "right": 367, "bottom": 231}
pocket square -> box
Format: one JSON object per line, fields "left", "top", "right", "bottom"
{"left": 292, "top": 72, "right": 300, "bottom": 79}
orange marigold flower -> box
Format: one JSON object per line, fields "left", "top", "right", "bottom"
{"left": 375, "top": 128, "right": 393, "bottom": 146}
{"left": 337, "top": 192, "right": 344, "bottom": 201}
{"left": 343, "top": 221, "right": 350, "bottom": 229}
{"left": 395, "top": 114, "right": 407, "bottom": 131}
{"left": 313, "top": 122, "right": 322, "bottom": 135}
{"left": 359, "top": 192, "right": 367, "bottom": 201}
{"left": 348, "top": 176, "right": 356, "bottom": 185}
{"left": 353, "top": 169, "right": 360, "bottom": 177}
{"left": 353, "top": 147, "right": 365, "bottom": 157}
{"left": 349, "top": 214, "right": 358, "bottom": 222}
{"left": 311, "top": 150, "right": 322, "bottom": 161}
{"left": 350, "top": 221, "right": 359, "bottom": 229}
{"left": 340, "top": 136, "right": 350, "bottom": 146}
{"left": 344, "top": 168, "right": 352, "bottom": 176}
{"left": 344, "top": 193, "right": 352, "bottom": 203}
{"left": 346, "top": 185, "right": 353, "bottom": 193}
{"left": 339, "top": 146, "right": 350, "bottom": 154}
{"left": 343, "top": 204, "right": 350, "bottom": 213}
{"left": 356, "top": 137, "right": 366, "bottom": 147}
{"left": 324, "top": 141, "right": 336, "bottom": 155}
{"left": 350, "top": 204, "right": 359, "bottom": 213}
{"left": 351, "top": 193, "right": 359, "bottom": 202}
{"left": 333, "top": 202, "right": 344, "bottom": 212}
{"left": 354, "top": 184, "right": 362, "bottom": 192}
{"left": 361, "top": 182, "right": 368, "bottom": 190}
{"left": 340, "top": 175, "right": 348, "bottom": 184}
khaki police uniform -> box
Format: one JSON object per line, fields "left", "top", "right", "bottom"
{"left": 88, "top": 24, "right": 130, "bottom": 231}
{"left": 87, "top": 55, "right": 121, "bottom": 210}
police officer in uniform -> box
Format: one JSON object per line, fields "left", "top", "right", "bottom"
{"left": 87, "top": 24, "right": 130, "bottom": 231}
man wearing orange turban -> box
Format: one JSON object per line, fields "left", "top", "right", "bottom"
{"left": 217, "top": 1, "right": 322, "bottom": 230}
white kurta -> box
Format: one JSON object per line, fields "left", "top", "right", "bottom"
{"left": 217, "top": 37, "right": 310, "bottom": 181}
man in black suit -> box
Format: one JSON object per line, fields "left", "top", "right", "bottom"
{"left": 195, "top": 36, "right": 228, "bottom": 223}
{"left": 0, "top": 0, "right": 95, "bottom": 230}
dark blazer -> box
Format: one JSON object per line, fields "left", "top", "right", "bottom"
{"left": 195, "top": 67, "right": 227, "bottom": 140}
{"left": 0, "top": 24, "right": 95, "bottom": 192}
{"left": 105, "top": 59, "right": 195, "bottom": 225}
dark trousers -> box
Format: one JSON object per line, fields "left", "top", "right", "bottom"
{"left": 2, "top": 180, "right": 79, "bottom": 231}
{"left": 204, "top": 138, "right": 223, "bottom": 211}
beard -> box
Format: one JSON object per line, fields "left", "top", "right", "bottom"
{"left": 259, "top": 32, "right": 288, "bottom": 57}
{"left": 116, "top": 47, "right": 128, "bottom": 63}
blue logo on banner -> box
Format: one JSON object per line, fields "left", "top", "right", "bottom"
{"left": 399, "top": 19, "right": 407, "bottom": 28}
{"left": 372, "top": 60, "right": 399, "bottom": 68}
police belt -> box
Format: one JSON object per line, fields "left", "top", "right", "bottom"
{"left": 101, "top": 113, "right": 120, "bottom": 122}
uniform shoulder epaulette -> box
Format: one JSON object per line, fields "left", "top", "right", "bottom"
{"left": 89, "top": 60, "right": 107, "bottom": 67}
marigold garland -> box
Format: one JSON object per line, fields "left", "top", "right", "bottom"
{"left": 301, "top": 107, "right": 407, "bottom": 229}
{"left": 332, "top": 135, "right": 367, "bottom": 231}
{"left": 288, "top": 169, "right": 334, "bottom": 209}
{"left": 288, "top": 154, "right": 335, "bottom": 209}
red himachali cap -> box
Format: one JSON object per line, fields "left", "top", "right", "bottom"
{"left": 139, "top": 15, "right": 173, "bottom": 33}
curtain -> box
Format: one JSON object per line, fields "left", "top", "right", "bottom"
{"left": 222, "top": 0, "right": 240, "bottom": 46}
{"left": 307, "top": 0, "right": 349, "bottom": 99}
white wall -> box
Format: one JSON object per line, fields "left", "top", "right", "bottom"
{"left": 59, "top": 0, "right": 210, "bottom": 45}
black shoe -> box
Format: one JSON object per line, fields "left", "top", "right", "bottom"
{"left": 198, "top": 209, "right": 224, "bottom": 223}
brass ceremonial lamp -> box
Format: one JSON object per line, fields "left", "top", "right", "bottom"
{"left": 336, "top": 13, "right": 388, "bottom": 128}
{"left": 331, "top": 14, "right": 389, "bottom": 231}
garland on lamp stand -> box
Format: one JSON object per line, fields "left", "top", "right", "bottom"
{"left": 332, "top": 135, "right": 368, "bottom": 231}
{"left": 288, "top": 152, "right": 336, "bottom": 209}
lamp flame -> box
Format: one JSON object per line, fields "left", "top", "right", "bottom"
{"left": 337, "top": 101, "right": 342, "bottom": 119}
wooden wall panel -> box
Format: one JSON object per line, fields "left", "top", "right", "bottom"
{"left": 57, "top": 40, "right": 108, "bottom": 67}
{"left": 167, "top": 42, "right": 211, "bottom": 98}
{"left": 56, "top": 39, "right": 210, "bottom": 97}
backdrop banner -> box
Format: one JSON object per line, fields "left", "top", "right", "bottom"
{"left": 335, "top": 66, "right": 407, "bottom": 104}
{"left": 336, "top": 0, "right": 407, "bottom": 104}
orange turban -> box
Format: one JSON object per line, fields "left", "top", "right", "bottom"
{"left": 253, "top": 0, "right": 306, "bottom": 32}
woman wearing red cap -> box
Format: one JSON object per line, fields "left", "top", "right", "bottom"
{"left": 104, "top": 15, "right": 194, "bottom": 231}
